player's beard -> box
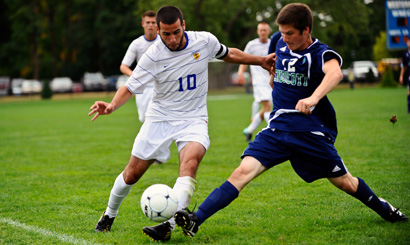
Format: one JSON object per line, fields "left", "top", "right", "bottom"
{"left": 163, "top": 35, "right": 184, "bottom": 51}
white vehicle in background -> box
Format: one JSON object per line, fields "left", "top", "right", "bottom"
{"left": 22, "top": 79, "right": 42, "bottom": 94}
{"left": 82, "top": 72, "right": 108, "bottom": 91}
{"left": 0, "top": 77, "right": 10, "bottom": 96}
{"left": 50, "top": 77, "right": 73, "bottom": 93}
{"left": 351, "top": 60, "right": 379, "bottom": 81}
{"left": 116, "top": 75, "right": 129, "bottom": 90}
{"left": 11, "top": 78, "right": 24, "bottom": 95}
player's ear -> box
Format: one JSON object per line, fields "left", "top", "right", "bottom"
{"left": 303, "top": 26, "right": 310, "bottom": 35}
{"left": 182, "top": 20, "right": 186, "bottom": 31}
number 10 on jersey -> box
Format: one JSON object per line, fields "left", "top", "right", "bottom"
{"left": 178, "top": 74, "right": 197, "bottom": 92}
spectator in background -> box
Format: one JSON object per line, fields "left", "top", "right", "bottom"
{"left": 399, "top": 38, "right": 410, "bottom": 114}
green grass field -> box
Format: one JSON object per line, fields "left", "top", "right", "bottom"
{"left": 0, "top": 86, "right": 409, "bottom": 244}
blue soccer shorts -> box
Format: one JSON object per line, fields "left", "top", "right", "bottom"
{"left": 242, "top": 128, "right": 348, "bottom": 183}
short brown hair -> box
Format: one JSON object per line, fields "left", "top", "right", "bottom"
{"left": 142, "top": 10, "right": 156, "bottom": 19}
{"left": 276, "top": 3, "right": 313, "bottom": 34}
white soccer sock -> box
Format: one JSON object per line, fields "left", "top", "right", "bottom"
{"left": 173, "top": 176, "right": 196, "bottom": 211}
{"left": 263, "top": 111, "right": 271, "bottom": 123}
{"left": 247, "top": 112, "right": 262, "bottom": 133}
{"left": 166, "top": 176, "right": 196, "bottom": 230}
{"left": 105, "top": 172, "right": 133, "bottom": 218}
{"left": 252, "top": 100, "right": 260, "bottom": 117}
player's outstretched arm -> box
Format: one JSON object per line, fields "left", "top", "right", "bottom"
{"left": 88, "top": 86, "right": 133, "bottom": 121}
{"left": 295, "top": 59, "right": 342, "bottom": 115}
{"left": 223, "top": 48, "right": 276, "bottom": 74}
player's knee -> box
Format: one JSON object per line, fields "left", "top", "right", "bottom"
{"left": 337, "top": 180, "right": 357, "bottom": 194}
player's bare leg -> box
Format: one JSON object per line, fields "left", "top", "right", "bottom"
{"left": 243, "top": 100, "right": 272, "bottom": 142}
{"left": 95, "top": 156, "right": 153, "bottom": 232}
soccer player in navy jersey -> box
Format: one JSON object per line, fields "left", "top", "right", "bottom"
{"left": 399, "top": 38, "right": 410, "bottom": 114}
{"left": 175, "top": 3, "right": 408, "bottom": 239}
{"left": 89, "top": 5, "right": 275, "bottom": 241}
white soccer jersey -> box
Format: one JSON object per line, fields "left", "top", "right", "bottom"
{"left": 121, "top": 35, "right": 160, "bottom": 66}
{"left": 125, "top": 31, "right": 227, "bottom": 122}
{"left": 244, "top": 38, "right": 271, "bottom": 86}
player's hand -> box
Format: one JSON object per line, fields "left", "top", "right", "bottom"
{"left": 237, "top": 73, "right": 246, "bottom": 85}
{"left": 88, "top": 101, "right": 114, "bottom": 121}
{"left": 270, "top": 53, "right": 276, "bottom": 76}
{"left": 262, "top": 53, "right": 276, "bottom": 75}
{"left": 295, "top": 97, "right": 318, "bottom": 115}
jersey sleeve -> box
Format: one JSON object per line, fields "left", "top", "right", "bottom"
{"left": 121, "top": 40, "right": 138, "bottom": 67}
{"left": 124, "top": 53, "right": 154, "bottom": 94}
{"left": 268, "top": 31, "right": 282, "bottom": 54}
{"left": 208, "top": 32, "right": 229, "bottom": 60}
{"left": 323, "top": 50, "right": 343, "bottom": 67}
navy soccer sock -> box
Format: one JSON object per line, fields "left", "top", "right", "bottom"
{"left": 349, "top": 177, "right": 388, "bottom": 218}
{"left": 196, "top": 181, "right": 239, "bottom": 225}
{"left": 407, "top": 95, "right": 410, "bottom": 113}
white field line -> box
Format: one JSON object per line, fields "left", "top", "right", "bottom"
{"left": 0, "top": 217, "right": 98, "bottom": 245}
{"left": 207, "top": 94, "right": 245, "bottom": 101}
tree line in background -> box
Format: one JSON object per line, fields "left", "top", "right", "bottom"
{"left": 0, "top": 0, "right": 399, "bottom": 81}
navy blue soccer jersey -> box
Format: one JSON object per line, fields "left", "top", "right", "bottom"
{"left": 270, "top": 38, "right": 343, "bottom": 141}
{"left": 402, "top": 49, "right": 410, "bottom": 68}
{"left": 401, "top": 49, "right": 410, "bottom": 81}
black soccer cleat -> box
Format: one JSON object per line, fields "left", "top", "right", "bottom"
{"left": 379, "top": 198, "right": 408, "bottom": 223}
{"left": 142, "top": 221, "right": 172, "bottom": 241}
{"left": 243, "top": 128, "right": 252, "bottom": 142}
{"left": 174, "top": 209, "right": 199, "bottom": 237}
{"left": 95, "top": 211, "right": 115, "bottom": 232}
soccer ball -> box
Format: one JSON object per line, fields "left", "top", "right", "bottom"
{"left": 140, "top": 184, "right": 178, "bottom": 222}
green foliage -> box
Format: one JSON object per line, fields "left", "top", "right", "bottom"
{"left": 373, "top": 32, "right": 391, "bottom": 61}
{"left": 0, "top": 0, "right": 388, "bottom": 78}
{"left": 41, "top": 80, "right": 53, "bottom": 99}
{"left": 0, "top": 88, "right": 409, "bottom": 244}
{"left": 380, "top": 68, "right": 398, "bottom": 88}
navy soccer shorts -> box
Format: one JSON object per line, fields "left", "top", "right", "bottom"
{"left": 242, "top": 128, "right": 348, "bottom": 183}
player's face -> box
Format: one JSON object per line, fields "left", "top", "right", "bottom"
{"left": 142, "top": 16, "right": 157, "bottom": 38}
{"left": 279, "top": 24, "right": 311, "bottom": 51}
{"left": 257, "top": 23, "right": 271, "bottom": 43}
{"left": 158, "top": 20, "right": 186, "bottom": 51}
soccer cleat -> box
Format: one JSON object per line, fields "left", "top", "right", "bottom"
{"left": 379, "top": 198, "right": 408, "bottom": 223}
{"left": 174, "top": 209, "right": 199, "bottom": 237}
{"left": 152, "top": 160, "right": 163, "bottom": 165}
{"left": 243, "top": 128, "right": 252, "bottom": 142}
{"left": 142, "top": 221, "right": 172, "bottom": 241}
{"left": 95, "top": 211, "right": 115, "bottom": 232}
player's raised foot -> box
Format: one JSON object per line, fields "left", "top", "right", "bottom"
{"left": 243, "top": 128, "right": 252, "bottom": 142}
{"left": 379, "top": 198, "right": 408, "bottom": 223}
{"left": 95, "top": 211, "right": 115, "bottom": 232}
{"left": 142, "top": 221, "right": 172, "bottom": 241}
{"left": 174, "top": 209, "right": 199, "bottom": 237}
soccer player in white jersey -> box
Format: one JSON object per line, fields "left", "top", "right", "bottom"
{"left": 120, "top": 10, "right": 159, "bottom": 123}
{"left": 237, "top": 22, "right": 273, "bottom": 142}
{"left": 89, "top": 5, "right": 275, "bottom": 241}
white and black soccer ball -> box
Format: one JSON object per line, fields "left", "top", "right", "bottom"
{"left": 140, "top": 184, "right": 178, "bottom": 222}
